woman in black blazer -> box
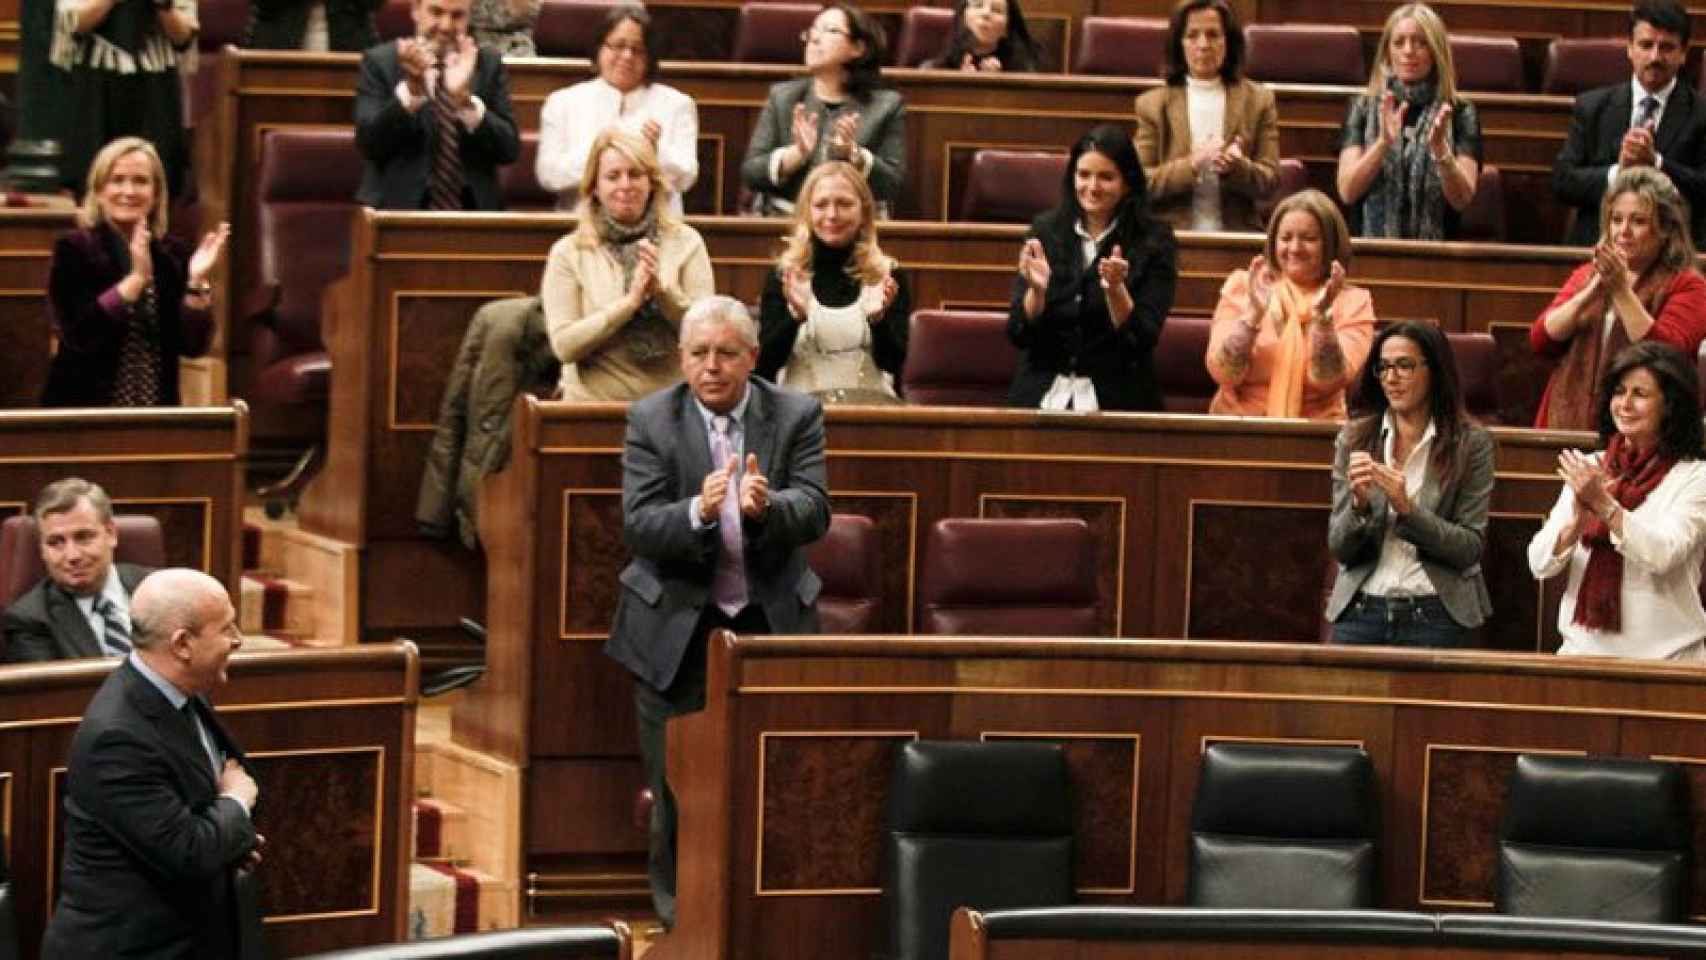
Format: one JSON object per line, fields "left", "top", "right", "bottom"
{"left": 1008, "top": 124, "right": 1178, "bottom": 411}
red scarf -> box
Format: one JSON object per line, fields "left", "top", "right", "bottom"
{"left": 1572, "top": 434, "right": 1677, "bottom": 632}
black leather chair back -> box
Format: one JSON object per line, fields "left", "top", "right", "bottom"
{"left": 1189, "top": 742, "right": 1379, "bottom": 908}
{"left": 294, "top": 925, "right": 627, "bottom": 958}
{"left": 884, "top": 740, "right": 1074, "bottom": 960}
{"left": 1497, "top": 754, "right": 1691, "bottom": 923}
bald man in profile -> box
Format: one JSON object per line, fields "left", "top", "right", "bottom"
{"left": 41, "top": 569, "right": 263, "bottom": 960}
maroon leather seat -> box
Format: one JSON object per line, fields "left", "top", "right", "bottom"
{"left": 959, "top": 149, "right": 1066, "bottom": 223}
{"left": 1155, "top": 315, "right": 1217, "bottom": 413}
{"left": 244, "top": 127, "right": 366, "bottom": 443}
{"left": 807, "top": 514, "right": 881, "bottom": 633}
{"left": 376, "top": 0, "right": 415, "bottom": 40}
{"left": 533, "top": 0, "right": 619, "bottom": 56}
{"left": 732, "top": 2, "right": 817, "bottom": 63}
{"left": 1449, "top": 35, "right": 1525, "bottom": 93}
{"left": 1073, "top": 16, "right": 1167, "bottom": 77}
{"left": 899, "top": 310, "right": 1020, "bottom": 407}
{"left": 919, "top": 518, "right": 1099, "bottom": 636}
{"left": 1459, "top": 163, "right": 1507, "bottom": 243}
{"left": 501, "top": 132, "right": 557, "bottom": 211}
{"left": 1541, "top": 38, "right": 1628, "bottom": 95}
{"left": 188, "top": 0, "right": 251, "bottom": 124}
{"left": 0, "top": 515, "right": 167, "bottom": 611}
{"left": 1446, "top": 330, "right": 1500, "bottom": 423}
{"left": 1244, "top": 24, "right": 1365, "bottom": 85}
{"left": 1255, "top": 157, "right": 1310, "bottom": 226}
{"left": 895, "top": 6, "right": 953, "bottom": 67}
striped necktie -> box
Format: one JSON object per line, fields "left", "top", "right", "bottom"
{"left": 428, "top": 54, "right": 467, "bottom": 211}
{"left": 96, "top": 595, "right": 132, "bottom": 656}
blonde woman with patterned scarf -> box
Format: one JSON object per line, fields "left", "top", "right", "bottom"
{"left": 1531, "top": 167, "right": 1706, "bottom": 429}
{"left": 543, "top": 128, "right": 714, "bottom": 401}
{"left": 1206, "top": 189, "right": 1375, "bottom": 419}
{"left": 1335, "top": 3, "right": 1480, "bottom": 239}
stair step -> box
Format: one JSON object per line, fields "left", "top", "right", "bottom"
{"left": 408, "top": 862, "right": 509, "bottom": 938}
{"left": 412, "top": 796, "right": 467, "bottom": 859}
{"left": 238, "top": 574, "right": 316, "bottom": 636}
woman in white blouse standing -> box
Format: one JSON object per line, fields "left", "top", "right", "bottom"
{"left": 536, "top": 3, "right": 699, "bottom": 214}
{"left": 1528, "top": 340, "right": 1706, "bottom": 661}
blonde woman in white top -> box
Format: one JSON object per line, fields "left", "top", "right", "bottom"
{"left": 535, "top": 4, "right": 699, "bottom": 214}
{"left": 1528, "top": 340, "right": 1706, "bottom": 660}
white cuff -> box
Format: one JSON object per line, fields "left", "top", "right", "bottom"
{"left": 767, "top": 147, "right": 790, "bottom": 187}
{"left": 394, "top": 80, "right": 425, "bottom": 113}
{"left": 459, "top": 95, "right": 485, "bottom": 131}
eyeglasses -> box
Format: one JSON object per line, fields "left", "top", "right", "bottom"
{"left": 1375, "top": 358, "right": 1425, "bottom": 378}
{"left": 800, "top": 25, "right": 851, "bottom": 42}
{"left": 603, "top": 40, "right": 647, "bottom": 56}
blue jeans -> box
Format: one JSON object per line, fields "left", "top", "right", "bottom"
{"left": 1332, "top": 593, "right": 1469, "bottom": 648}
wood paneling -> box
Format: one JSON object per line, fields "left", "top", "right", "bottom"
{"left": 0, "top": 643, "right": 418, "bottom": 959}
{"left": 0, "top": 405, "right": 249, "bottom": 589}
{"left": 644, "top": 634, "right": 1706, "bottom": 960}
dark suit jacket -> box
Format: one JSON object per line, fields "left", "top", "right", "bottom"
{"left": 43, "top": 226, "right": 214, "bottom": 407}
{"left": 1, "top": 563, "right": 153, "bottom": 664}
{"left": 1553, "top": 80, "right": 1706, "bottom": 245}
{"left": 354, "top": 40, "right": 521, "bottom": 210}
{"left": 40, "top": 660, "right": 259, "bottom": 959}
{"left": 246, "top": 0, "right": 381, "bottom": 51}
{"left": 606, "top": 378, "right": 831, "bottom": 693}
{"left": 1006, "top": 207, "right": 1178, "bottom": 411}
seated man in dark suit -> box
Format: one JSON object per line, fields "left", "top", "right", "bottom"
{"left": 353, "top": 0, "right": 521, "bottom": 210}
{"left": 1553, "top": 0, "right": 1706, "bottom": 244}
{"left": 41, "top": 567, "right": 262, "bottom": 959}
{"left": 606, "top": 294, "right": 831, "bottom": 928}
{"left": 2, "top": 477, "right": 152, "bottom": 664}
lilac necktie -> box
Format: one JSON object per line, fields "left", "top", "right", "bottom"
{"left": 709, "top": 416, "right": 748, "bottom": 616}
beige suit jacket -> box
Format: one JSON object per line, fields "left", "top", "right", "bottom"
{"left": 1134, "top": 78, "right": 1280, "bottom": 232}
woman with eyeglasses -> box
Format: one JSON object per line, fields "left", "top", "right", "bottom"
{"left": 1528, "top": 341, "right": 1706, "bottom": 661}
{"left": 1530, "top": 167, "right": 1706, "bottom": 430}
{"left": 1326, "top": 321, "right": 1494, "bottom": 647}
{"left": 537, "top": 4, "right": 699, "bottom": 213}
{"left": 920, "top": 0, "right": 1044, "bottom": 72}
{"left": 1205, "top": 189, "right": 1374, "bottom": 418}
{"left": 740, "top": 3, "right": 906, "bottom": 216}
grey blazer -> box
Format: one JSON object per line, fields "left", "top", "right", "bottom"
{"left": 739, "top": 77, "right": 906, "bottom": 212}
{"left": 1325, "top": 421, "right": 1495, "bottom": 628}
{"left": 604, "top": 378, "right": 831, "bottom": 693}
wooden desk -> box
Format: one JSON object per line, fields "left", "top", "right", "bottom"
{"left": 194, "top": 52, "right": 1578, "bottom": 353}
{"left": 0, "top": 209, "right": 73, "bottom": 407}
{"left": 640, "top": 634, "right": 1706, "bottom": 960}
{"left": 306, "top": 209, "right": 1584, "bottom": 648}
{"left": 0, "top": 404, "right": 249, "bottom": 587}
{"left": 449, "top": 396, "right": 1584, "bottom": 920}
{"left": 1, "top": 641, "right": 419, "bottom": 959}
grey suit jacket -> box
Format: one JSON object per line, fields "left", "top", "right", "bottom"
{"left": 605, "top": 378, "right": 832, "bottom": 693}
{"left": 739, "top": 77, "right": 906, "bottom": 212}
{"left": 1, "top": 562, "right": 152, "bottom": 664}
{"left": 1325, "top": 421, "right": 1495, "bottom": 629}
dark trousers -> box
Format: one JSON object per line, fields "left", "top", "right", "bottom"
{"left": 1332, "top": 592, "right": 1469, "bottom": 648}
{"left": 633, "top": 602, "right": 768, "bottom": 927}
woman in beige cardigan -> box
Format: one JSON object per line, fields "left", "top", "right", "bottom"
{"left": 1133, "top": 0, "right": 1279, "bottom": 232}
{"left": 542, "top": 129, "right": 715, "bottom": 401}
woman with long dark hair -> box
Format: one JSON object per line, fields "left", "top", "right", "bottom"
{"left": 1326, "top": 321, "right": 1494, "bottom": 647}
{"left": 1134, "top": 0, "right": 1278, "bottom": 231}
{"left": 921, "top": 0, "right": 1044, "bottom": 72}
{"left": 1529, "top": 341, "right": 1706, "bottom": 660}
{"left": 1007, "top": 124, "right": 1177, "bottom": 411}
{"left": 740, "top": 2, "right": 906, "bottom": 215}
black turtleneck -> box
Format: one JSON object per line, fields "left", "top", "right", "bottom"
{"left": 756, "top": 238, "right": 913, "bottom": 385}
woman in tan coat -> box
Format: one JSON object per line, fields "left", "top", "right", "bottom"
{"left": 1133, "top": 0, "right": 1279, "bottom": 232}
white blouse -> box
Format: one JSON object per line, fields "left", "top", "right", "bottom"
{"left": 1527, "top": 456, "right": 1706, "bottom": 661}
{"left": 1185, "top": 75, "right": 1226, "bottom": 231}
{"left": 536, "top": 78, "right": 700, "bottom": 215}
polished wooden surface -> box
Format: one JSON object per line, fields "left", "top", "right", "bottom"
{"left": 0, "top": 642, "right": 419, "bottom": 959}
{"left": 641, "top": 634, "right": 1706, "bottom": 960}
{"left": 0, "top": 209, "right": 74, "bottom": 407}
{"left": 300, "top": 208, "right": 1585, "bottom": 653}
{"left": 0, "top": 404, "right": 249, "bottom": 588}
{"left": 452, "top": 394, "right": 1592, "bottom": 920}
